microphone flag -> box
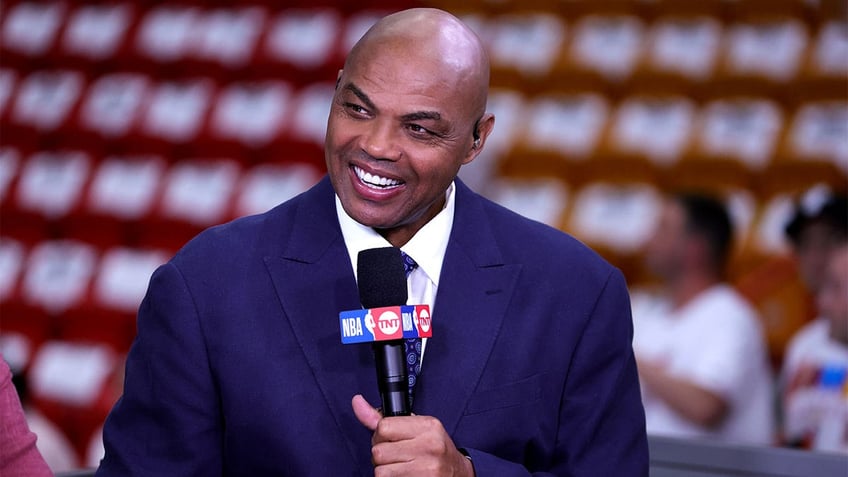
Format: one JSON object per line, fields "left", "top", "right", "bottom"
{"left": 340, "top": 305, "right": 432, "bottom": 344}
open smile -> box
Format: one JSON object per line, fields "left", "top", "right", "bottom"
{"left": 352, "top": 165, "right": 404, "bottom": 190}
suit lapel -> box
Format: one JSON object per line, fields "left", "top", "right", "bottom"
{"left": 263, "top": 178, "right": 378, "bottom": 472}
{"left": 414, "top": 181, "right": 522, "bottom": 435}
{"left": 263, "top": 178, "right": 520, "bottom": 455}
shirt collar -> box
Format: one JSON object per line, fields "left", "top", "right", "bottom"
{"left": 336, "top": 182, "right": 455, "bottom": 287}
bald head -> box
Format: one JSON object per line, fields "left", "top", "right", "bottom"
{"left": 345, "top": 8, "right": 490, "bottom": 117}
{"left": 325, "top": 8, "right": 496, "bottom": 246}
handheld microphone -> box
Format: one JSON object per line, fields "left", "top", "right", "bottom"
{"left": 357, "top": 247, "right": 412, "bottom": 417}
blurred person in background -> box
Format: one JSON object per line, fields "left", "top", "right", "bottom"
{"left": 738, "top": 189, "right": 848, "bottom": 368}
{"left": 0, "top": 353, "right": 52, "bottom": 476}
{"left": 2, "top": 346, "right": 80, "bottom": 473}
{"left": 784, "top": 192, "right": 848, "bottom": 301}
{"left": 781, "top": 235, "right": 848, "bottom": 452}
{"left": 632, "top": 193, "right": 774, "bottom": 445}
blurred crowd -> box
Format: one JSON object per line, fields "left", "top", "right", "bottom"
{"left": 631, "top": 187, "right": 847, "bottom": 451}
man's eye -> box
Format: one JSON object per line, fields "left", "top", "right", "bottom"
{"left": 407, "top": 124, "right": 431, "bottom": 135}
{"left": 345, "top": 103, "right": 368, "bottom": 115}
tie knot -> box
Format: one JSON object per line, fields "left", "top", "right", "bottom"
{"left": 400, "top": 251, "right": 418, "bottom": 277}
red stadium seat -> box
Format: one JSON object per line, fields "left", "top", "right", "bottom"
{"left": 0, "top": 2, "right": 67, "bottom": 71}
{"left": 137, "top": 78, "right": 217, "bottom": 157}
{"left": 69, "top": 154, "right": 166, "bottom": 249}
{"left": 795, "top": 21, "right": 848, "bottom": 103}
{"left": 485, "top": 177, "right": 570, "bottom": 229}
{"left": 485, "top": 12, "right": 566, "bottom": 93}
{"left": 132, "top": 4, "right": 199, "bottom": 74}
{"left": 279, "top": 82, "right": 336, "bottom": 168}
{"left": 257, "top": 8, "right": 343, "bottom": 85}
{"left": 20, "top": 240, "right": 98, "bottom": 315}
{"left": 602, "top": 94, "right": 697, "bottom": 175}
{"left": 500, "top": 90, "right": 610, "bottom": 186}
{"left": 713, "top": 19, "right": 809, "bottom": 101}
{"left": 188, "top": 6, "right": 268, "bottom": 77}
{"left": 557, "top": 14, "right": 646, "bottom": 96}
{"left": 77, "top": 73, "right": 151, "bottom": 148}
{"left": 232, "top": 162, "right": 322, "bottom": 219}
{"left": 631, "top": 15, "right": 723, "bottom": 97}
{"left": 137, "top": 158, "right": 241, "bottom": 252}
{"left": 92, "top": 247, "right": 167, "bottom": 314}
{"left": 204, "top": 80, "right": 294, "bottom": 162}
{"left": 762, "top": 101, "right": 848, "bottom": 196}
{"left": 668, "top": 97, "right": 785, "bottom": 193}
{"left": 8, "top": 70, "right": 86, "bottom": 149}
{"left": 60, "top": 3, "right": 136, "bottom": 69}
{"left": 158, "top": 158, "right": 241, "bottom": 227}
{"left": 7, "top": 150, "right": 93, "bottom": 246}
{"left": 86, "top": 155, "right": 166, "bottom": 223}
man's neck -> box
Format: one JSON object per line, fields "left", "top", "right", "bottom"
{"left": 376, "top": 195, "right": 448, "bottom": 248}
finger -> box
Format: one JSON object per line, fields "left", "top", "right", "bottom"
{"left": 371, "top": 439, "right": 416, "bottom": 466}
{"left": 374, "top": 415, "right": 441, "bottom": 444}
{"left": 352, "top": 394, "right": 381, "bottom": 431}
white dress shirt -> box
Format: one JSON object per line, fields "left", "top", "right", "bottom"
{"left": 336, "top": 182, "right": 456, "bottom": 364}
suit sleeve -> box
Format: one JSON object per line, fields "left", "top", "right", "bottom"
{"left": 463, "top": 269, "right": 649, "bottom": 476}
{"left": 96, "top": 262, "right": 223, "bottom": 476}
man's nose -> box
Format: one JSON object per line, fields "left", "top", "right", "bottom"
{"left": 360, "top": 120, "right": 402, "bottom": 161}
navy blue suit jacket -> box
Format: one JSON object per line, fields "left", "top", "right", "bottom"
{"left": 97, "top": 177, "right": 648, "bottom": 476}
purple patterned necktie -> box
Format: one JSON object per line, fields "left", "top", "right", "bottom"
{"left": 400, "top": 251, "right": 422, "bottom": 405}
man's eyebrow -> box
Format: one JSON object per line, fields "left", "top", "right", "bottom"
{"left": 343, "top": 83, "right": 377, "bottom": 112}
{"left": 401, "top": 111, "right": 442, "bottom": 122}
{"left": 343, "top": 83, "right": 443, "bottom": 123}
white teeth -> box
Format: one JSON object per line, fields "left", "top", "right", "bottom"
{"left": 354, "top": 166, "right": 401, "bottom": 189}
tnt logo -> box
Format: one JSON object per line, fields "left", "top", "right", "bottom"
{"left": 366, "top": 306, "right": 403, "bottom": 340}
{"left": 414, "top": 305, "right": 432, "bottom": 337}
{"left": 377, "top": 309, "right": 401, "bottom": 335}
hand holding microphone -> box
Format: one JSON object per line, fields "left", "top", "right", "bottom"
{"left": 340, "top": 247, "right": 432, "bottom": 415}
{"left": 342, "top": 248, "right": 473, "bottom": 476}
{"left": 351, "top": 394, "right": 474, "bottom": 477}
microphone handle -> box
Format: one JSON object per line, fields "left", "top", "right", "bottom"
{"left": 372, "top": 341, "right": 411, "bottom": 416}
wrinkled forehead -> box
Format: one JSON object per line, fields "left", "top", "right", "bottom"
{"left": 344, "top": 13, "right": 487, "bottom": 107}
{"left": 343, "top": 38, "right": 482, "bottom": 120}
{"left": 351, "top": 26, "right": 477, "bottom": 80}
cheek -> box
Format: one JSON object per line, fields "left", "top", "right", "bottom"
{"left": 410, "top": 152, "right": 464, "bottom": 183}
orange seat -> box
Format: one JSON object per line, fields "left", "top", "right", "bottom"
{"left": 735, "top": 255, "right": 817, "bottom": 368}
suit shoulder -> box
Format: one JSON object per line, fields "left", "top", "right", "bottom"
{"left": 171, "top": 194, "right": 301, "bottom": 268}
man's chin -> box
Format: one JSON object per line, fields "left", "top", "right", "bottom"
{"left": 345, "top": 204, "right": 401, "bottom": 230}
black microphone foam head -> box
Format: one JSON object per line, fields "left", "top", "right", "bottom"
{"left": 357, "top": 247, "right": 408, "bottom": 309}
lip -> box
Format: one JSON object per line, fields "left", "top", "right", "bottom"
{"left": 348, "top": 164, "right": 406, "bottom": 201}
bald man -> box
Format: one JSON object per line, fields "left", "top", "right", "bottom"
{"left": 97, "top": 9, "right": 648, "bottom": 476}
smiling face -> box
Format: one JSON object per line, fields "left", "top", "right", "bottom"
{"left": 325, "top": 9, "right": 493, "bottom": 247}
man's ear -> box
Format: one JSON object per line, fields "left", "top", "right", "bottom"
{"left": 463, "top": 113, "right": 495, "bottom": 165}
{"left": 335, "top": 70, "right": 343, "bottom": 89}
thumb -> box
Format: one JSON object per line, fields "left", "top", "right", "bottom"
{"left": 352, "top": 394, "right": 381, "bottom": 431}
